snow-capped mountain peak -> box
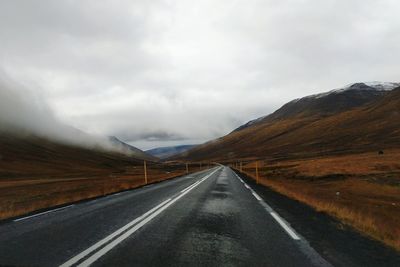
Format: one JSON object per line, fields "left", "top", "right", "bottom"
{"left": 362, "top": 82, "right": 400, "bottom": 91}
{"left": 293, "top": 82, "right": 400, "bottom": 102}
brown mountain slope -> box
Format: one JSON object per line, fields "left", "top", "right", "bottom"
{"left": 175, "top": 86, "right": 400, "bottom": 162}
{"left": 0, "top": 132, "right": 147, "bottom": 181}
{"left": 108, "top": 136, "right": 158, "bottom": 161}
{"left": 0, "top": 132, "right": 205, "bottom": 220}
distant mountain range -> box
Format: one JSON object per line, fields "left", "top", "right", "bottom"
{"left": 146, "top": 145, "right": 197, "bottom": 159}
{"left": 108, "top": 136, "right": 158, "bottom": 161}
{"left": 174, "top": 82, "right": 400, "bottom": 161}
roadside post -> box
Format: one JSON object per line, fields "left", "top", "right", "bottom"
{"left": 144, "top": 161, "right": 148, "bottom": 184}
{"left": 256, "top": 161, "right": 259, "bottom": 184}
{"left": 240, "top": 162, "right": 243, "bottom": 172}
{"left": 186, "top": 163, "right": 189, "bottom": 174}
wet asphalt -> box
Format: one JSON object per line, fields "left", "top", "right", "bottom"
{"left": 0, "top": 166, "right": 331, "bottom": 266}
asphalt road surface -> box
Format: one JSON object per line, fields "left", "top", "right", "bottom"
{"left": 0, "top": 166, "right": 339, "bottom": 266}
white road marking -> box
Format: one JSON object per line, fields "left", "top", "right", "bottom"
{"left": 251, "top": 191, "right": 262, "bottom": 201}
{"left": 180, "top": 168, "right": 216, "bottom": 193}
{"left": 180, "top": 180, "right": 201, "bottom": 193}
{"left": 270, "top": 212, "right": 301, "bottom": 240}
{"left": 59, "top": 199, "right": 171, "bottom": 267}
{"left": 60, "top": 167, "right": 221, "bottom": 267}
{"left": 14, "top": 205, "right": 75, "bottom": 222}
{"left": 232, "top": 169, "right": 301, "bottom": 241}
{"left": 76, "top": 168, "right": 220, "bottom": 267}
{"left": 233, "top": 173, "right": 244, "bottom": 183}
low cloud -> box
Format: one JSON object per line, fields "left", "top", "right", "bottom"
{"left": 1, "top": 1, "right": 399, "bottom": 149}
{"left": 0, "top": 70, "right": 141, "bottom": 155}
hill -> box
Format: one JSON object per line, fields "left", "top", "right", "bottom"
{"left": 0, "top": 132, "right": 149, "bottom": 182}
{"left": 108, "top": 136, "right": 158, "bottom": 161}
{"left": 146, "top": 145, "right": 197, "bottom": 159}
{"left": 175, "top": 82, "right": 400, "bottom": 161}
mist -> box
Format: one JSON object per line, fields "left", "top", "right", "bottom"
{"left": 1, "top": 1, "right": 400, "bottom": 150}
{"left": 0, "top": 70, "right": 137, "bottom": 155}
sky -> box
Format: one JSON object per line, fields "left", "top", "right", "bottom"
{"left": 0, "top": 0, "right": 399, "bottom": 150}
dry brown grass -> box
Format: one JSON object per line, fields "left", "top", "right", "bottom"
{"left": 0, "top": 133, "right": 212, "bottom": 220}
{"left": 0, "top": 162, "right": 210, "bottom": 220}
{"left": 233, "top": 150, "right": 400, "bottom": 251}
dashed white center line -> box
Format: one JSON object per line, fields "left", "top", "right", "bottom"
{"left": 251, "top": 191, "right": 262, "bottom": 201}
{"left": 270, "top": 212, "right": 301, "bottom": 240}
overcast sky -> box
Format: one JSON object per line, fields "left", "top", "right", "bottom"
{"left": 1, "top": 0, "right": 399, "bottom": 150}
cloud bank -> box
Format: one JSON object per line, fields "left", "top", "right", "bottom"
{"left": 1, "top": 0, "right": 399, "bottom": 149}
{"left": 0, "top": 70, "right": 141, "bottom": 155}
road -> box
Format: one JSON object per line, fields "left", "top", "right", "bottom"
{"left": 0, "top": 166, "right": 332, "bottom": 266}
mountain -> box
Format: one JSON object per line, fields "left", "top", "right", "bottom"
{"left": 108, "top": 136, "right": 158, "bottom": 161}
{"left": 174, "top": 82, "right": 400, "bottom": 161}
{"left": 146, "top": 145, "right": 197, "bottom": 159}
{"left": 0, "top": 131, "right": 148, "bottom": 181}
{"left": 0, "top": 130, "right": 157, "bottom": 182}
{"left": 234, "top": 82, "right": 400, "bottom": 132}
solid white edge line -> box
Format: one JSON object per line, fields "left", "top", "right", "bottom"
{"left": 14, "top": 205, "right": 75, "bottom": 222}
{"left": 77, "top": 167, "right": 220, "bottom": 267}
{"left": 59, "top": 199, "right": 171, "bottom": 267}
{"left": 244, "top": 183, "right": 250, "bottom": 189}
{"left": 270, "top": 212, "right": 301, "bottom": 240}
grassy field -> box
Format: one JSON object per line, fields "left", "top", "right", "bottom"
{"left": 233, "top": 150, "right": 400, "bottom": 251}
{"left": 0, "top": 161, "right": 211, "bottom": 220}
{"left": 0, "top": 134, "right": 213, "bottom": 220}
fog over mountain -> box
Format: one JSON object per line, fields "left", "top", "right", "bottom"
{"left": 1, "top": 1, "right": 400, "bottom": 149}
{"left": 0, "top": 71, "right": 145, "bottom": 156}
